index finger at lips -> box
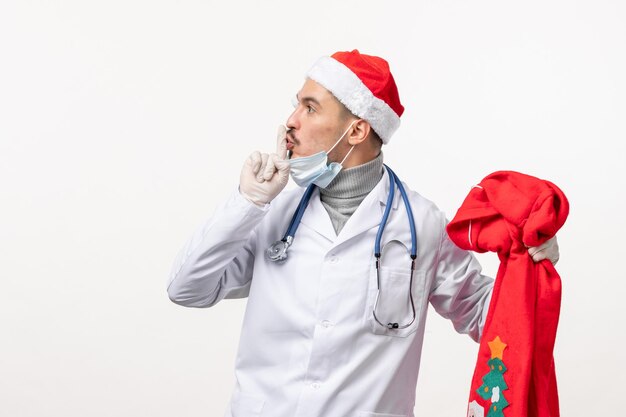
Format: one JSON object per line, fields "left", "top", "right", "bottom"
{"left": 276, "top": 125, "right": 288, "bottom": 159}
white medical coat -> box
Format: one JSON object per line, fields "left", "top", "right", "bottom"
{"left": 168, "top": 169, "right": 493, "bottom": 417}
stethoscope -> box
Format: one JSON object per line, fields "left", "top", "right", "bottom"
{"left": 266, "top": 165, "right": 418, "bottom": 330}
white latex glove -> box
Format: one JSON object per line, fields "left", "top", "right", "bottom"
{"left": 239, "top": 125, "right": 290, "bottom": 207}
{"left": 527, "top": 236, "right": 560, "bottom": 265}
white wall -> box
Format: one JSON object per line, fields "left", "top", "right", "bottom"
{"left": 1, "top": 0, "right": 624, "bottom": 415}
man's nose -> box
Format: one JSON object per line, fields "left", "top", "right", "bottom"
{"left": 286, "top": 108, "right": 300, "bottom": 130}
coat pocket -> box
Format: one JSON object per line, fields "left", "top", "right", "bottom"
{"left": 366, "top": 265, "right": 426, "bottom": 337}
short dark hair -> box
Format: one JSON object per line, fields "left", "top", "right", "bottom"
{"left": 370, "top": 130, "right": 383, "bottom": 149}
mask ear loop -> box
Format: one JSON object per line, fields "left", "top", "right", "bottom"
{"left": 327, "top": 119, "right": 359, "bottom": 154}
{"left": 340, "top": 143, "right": 356, "bottom": 165}
{"left": 327, "top": 119, "right": 360, "bottom": 165}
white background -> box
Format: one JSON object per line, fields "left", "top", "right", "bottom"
{"left": 1, "top": 1, "right": 624, "bottom": 415}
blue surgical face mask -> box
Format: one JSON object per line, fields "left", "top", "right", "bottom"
{"left": 288, "top": 121, "right": 358, "bottom": 188}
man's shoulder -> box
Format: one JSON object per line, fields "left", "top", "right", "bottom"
{"left": 401, "top": 181, "right": 445, "bottom": 216}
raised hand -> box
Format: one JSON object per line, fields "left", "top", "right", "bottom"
{"left": 239, "top": 125, "right": 291, "bottom": 206}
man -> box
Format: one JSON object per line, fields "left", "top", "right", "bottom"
{"left": 167, "top": 50, "right": 558, "bottom": 417}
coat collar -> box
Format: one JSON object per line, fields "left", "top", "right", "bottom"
{"left": 299, "top": 168, "right": 402, "bottom": 247}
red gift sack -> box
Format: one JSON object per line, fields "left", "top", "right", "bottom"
{"left": 447, "top": 171, "right": 569, "bottom": 417}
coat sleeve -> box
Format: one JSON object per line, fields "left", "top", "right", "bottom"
{"left": 166, "top": 189, "right": 268, "bottom": 308}
{"left": 428, "top": 217, "right": 494, "bottom": 342}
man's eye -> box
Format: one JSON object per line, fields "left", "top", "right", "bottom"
{"left": 307, "top": 105, "right": 315, "bottom": 113}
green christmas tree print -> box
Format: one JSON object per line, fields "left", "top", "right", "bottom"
{"left": 477, "top": 336, "right": 509, "bottom": 417}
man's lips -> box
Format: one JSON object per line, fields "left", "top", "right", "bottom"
{"left": 286, "top": 133, "right": 297, "bottom": 150}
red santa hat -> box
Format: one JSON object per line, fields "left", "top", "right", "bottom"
{"left": 306, "top": 49, "right": 404, "bottom": 144}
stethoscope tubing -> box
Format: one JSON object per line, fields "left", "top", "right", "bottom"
{"left": 282, "top": 183, "right": 316, "bottom": 242}
{"left": 375, "top": 165, "right": 417, "bottom": 260}
{"left": 387, "top": 166, "right": 417, "bottom": 259}
{"left": 372, "top": 165, "right": 418, "bottom": 330}
{"left": 375, "top": 166, "right": 396, "bottom": 258}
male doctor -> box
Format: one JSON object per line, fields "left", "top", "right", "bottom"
{"left": 167, "top": 50, "right": 558, "bottom": 417}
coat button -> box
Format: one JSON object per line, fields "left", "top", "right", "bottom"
{"left": 311, "top": 381, "right": 321, "bottom": 389}
{"left": 329, "top": 255, "right": 339, "bottom": 264}
{"left": 321, "top": 320, "right": 333, "bottom": 328}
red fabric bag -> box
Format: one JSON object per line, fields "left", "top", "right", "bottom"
{"left": 446, "top": 171, "right": 569, "bottom": 417}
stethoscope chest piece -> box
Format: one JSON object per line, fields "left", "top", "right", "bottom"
{"left": 266, "top": 184, "right": 316, "bottom": 263}
{"left": 266, "top": 236, "right": 292, "bottom": 263}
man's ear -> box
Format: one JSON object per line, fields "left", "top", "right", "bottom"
{"left": 348, "top": 119, "right": 371, "bottom": 146}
